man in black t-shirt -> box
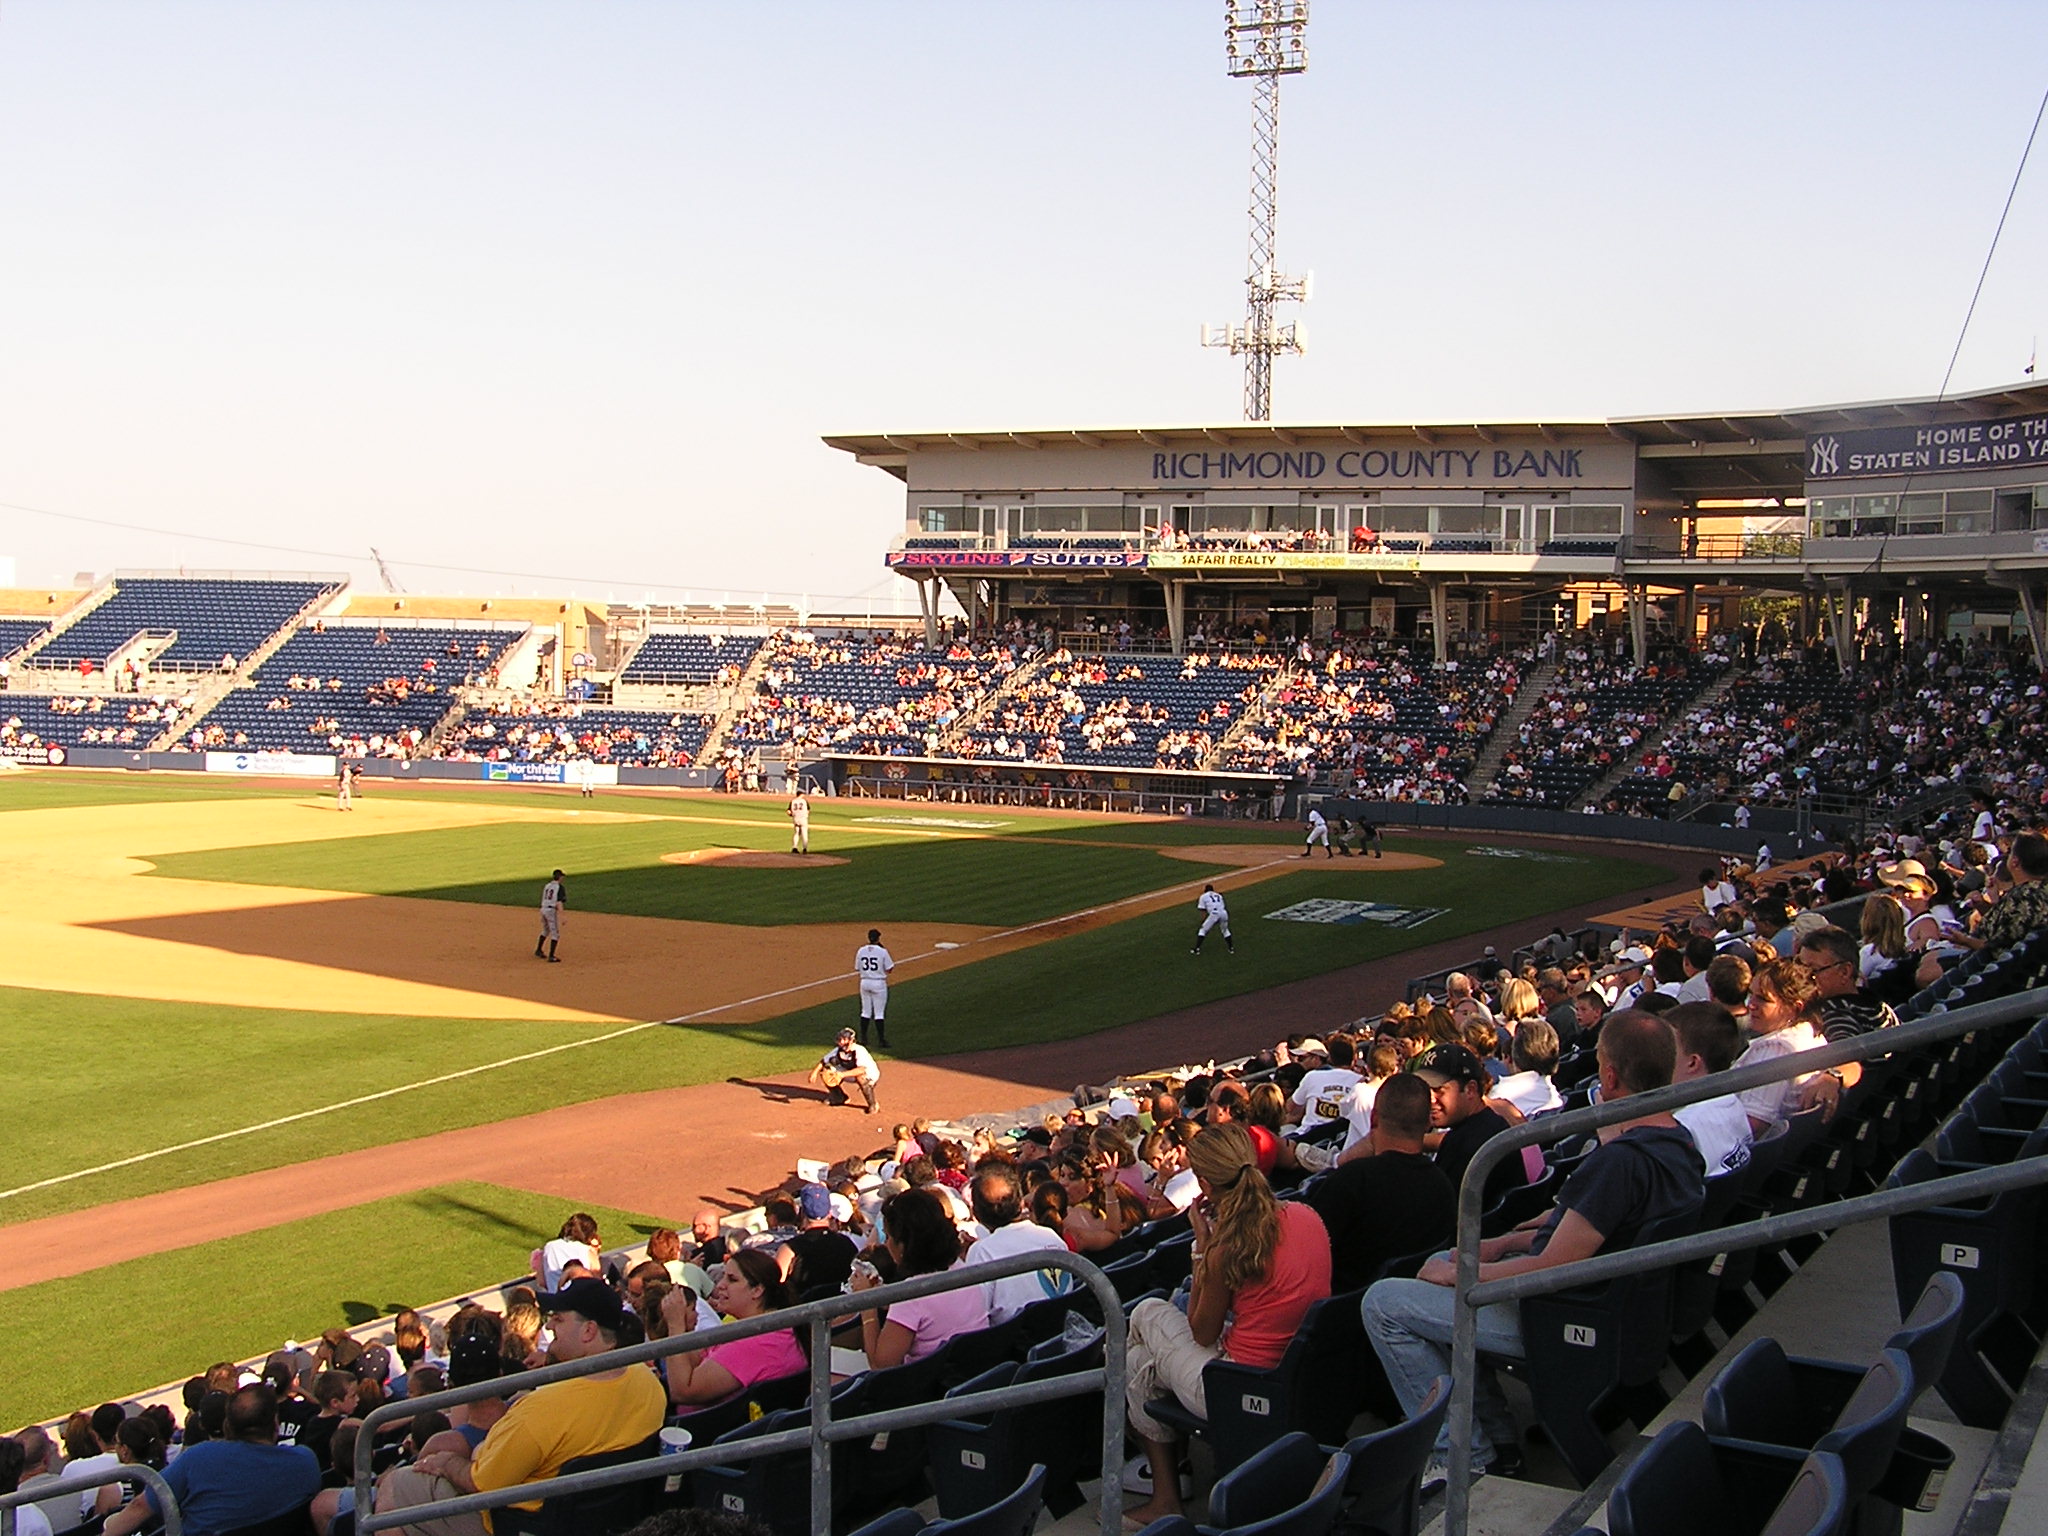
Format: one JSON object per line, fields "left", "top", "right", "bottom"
{"left": 1414, "top": 1044, "right": 1529, "bottom": 1207}
{"left": 780, "top": 1182, "right": 857, "bottom": 1296}
{"left": 1363, "top": 1012, "right": 1706, "bottom": 1482}
{"left": 1306, "top": 1076, "right": 1455, "bottom": 1291}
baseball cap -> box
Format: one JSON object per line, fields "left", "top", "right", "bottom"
{"left": 837, "top": 1026, "right": 857, "bottom": 1041}
{"left": 1791, "top": 911, "right": 1831, "bottom": 938}
{"left": 1292, "top": 1037, "right": 1328, "bottom": 1057}
{"left": 1104, "top": 1096, "right": 1142, "bottom": 1121}
{"left": 537, "top": 1276, "right": 626, "bottom": 1332}
{"left": 798, "top": 1182, "right": 833, "bottom": 1220}
{"left": 447, "top": 1332, "right": 505, "bottom": 1387}
{"left": 1411, "top": 1044, "right": 1489, "bottom": 1090}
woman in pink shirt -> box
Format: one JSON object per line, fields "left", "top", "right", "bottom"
{"left": 849, "top": 1187, "right": 991, "bottom": 1368}
{"left": 1122, "top": 1123, "right": 1332, "bottom": 1525}
{"left": 662, "top": 1248, "right": 807, "bottom": 1407}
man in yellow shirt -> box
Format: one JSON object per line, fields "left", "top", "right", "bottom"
{"left": 407, "top": 1278, "right": 665, "bottom": 1529}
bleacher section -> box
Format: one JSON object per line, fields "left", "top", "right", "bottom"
{"left": 1486, "top": 648, "right": 1722, "bottom": 808}
{"left": 177, "top": 624, "right": 523, "bottom": 756}
{"left": 619, "top": 631, "right": 763, "bottom": 686}
{"left": 2, "top": 693, "right": 194, "bottom": 751}
{"left": 957, "top": 651, "right": 1278, "bottom": 769}
{"left": 725, "top": 635, "right": 1019, "bottom": 756}
{"left": 0, "top": 618, "right": 50, "bottom": 658}
{"left": 33, "top": 576, "right": 335, "bottom": 671}
{"left": 1221, "top": 646, "right": 1525, "bottom": 798}
{"left": 441, "top": 704, "right": 714, "bottom": 767}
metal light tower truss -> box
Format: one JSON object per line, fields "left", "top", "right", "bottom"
{"left": 1202, "top": 1, "right": 1310, "bottom": 421}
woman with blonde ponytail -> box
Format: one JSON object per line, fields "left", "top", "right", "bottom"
{"left": 1121, "top": 1122, "right": 1332, "bottom": 1524}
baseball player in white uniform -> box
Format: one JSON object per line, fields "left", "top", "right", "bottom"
{"left": 336, "top": 761, "right": 354, "bottom": 812}
{"left": 535, "top": 869, "right": 565, "bottom": 962}
{"left": 1191, "top": 883, "right": 1234, "bottom": 954}
{"left": 1301, "top": 806, "right": 1332, "bottom": 858}
{"left": 577, "top": 759, "right": 597, "bottom": 799}
{"left": 810, "top": 1026, "right": 881, "bottom": 1113}
{"left": 788, "top": 790, "right": 811, "bottom": 854}
{"left": 854, "top": 927, "right": 894, "bottom": 1047}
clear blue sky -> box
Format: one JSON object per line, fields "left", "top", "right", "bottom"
{"left": 1, "top": 1, "right": 2043, "bottom": 605}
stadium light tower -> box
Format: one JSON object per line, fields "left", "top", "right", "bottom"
{"left": 1202, "top": 1, "right": 1311, "bottom": 422}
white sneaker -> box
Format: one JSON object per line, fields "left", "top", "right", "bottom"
{"left": 1121, "top": 1457, "right": 1193, "bottom": 1498}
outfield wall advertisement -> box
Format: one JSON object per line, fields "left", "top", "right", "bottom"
{"left": 480, "top": 762, "right": 621, "bottom": 786}
{"left": 204, "top": 750, "right": 336, "bottom": 777}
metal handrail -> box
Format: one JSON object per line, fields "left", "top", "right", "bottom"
{"left": 0, "top": 1465, "right": 183, "bottom": 1536}
{"left": 353, "top": 1247, "right": 1126, "bottom": 1536}
{"left": 1438, "top": 982, "right": 2048, "bottom": 1536}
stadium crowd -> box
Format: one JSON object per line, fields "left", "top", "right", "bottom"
{"left": 21, "top": 782, "right": 2048, "bottom": 1533}
{"left": 1224, "top": 641, "right": 1526, "bottom": 800}
{"left": 1483, "top": 637, "right": 1727, "bottom": 807}
{"left": 438, "top": 702, "right": 714, "bottom": 769}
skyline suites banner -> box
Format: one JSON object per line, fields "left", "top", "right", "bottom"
{"left": 885, "top": 549, "right": 1145, "bottom": 570}
{"left": 1807, "top": 412, "right": 2048, "bottom": 480}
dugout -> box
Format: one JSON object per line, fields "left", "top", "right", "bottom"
{"left": 825, "top": 378, "right": 2048, "bottom": 665}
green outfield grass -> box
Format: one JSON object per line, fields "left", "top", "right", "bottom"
{"left": 0, "top": 833, "right": 1667, "bottom": 1226}
{"left": 142, "top": 814, "right": 1233, "bottom": 927}
{"left": 755, "top": 841, "right": 1660, "bottom": 1051}
{"left": 0, "top": 1182, "right": 665, "bottom": 1430}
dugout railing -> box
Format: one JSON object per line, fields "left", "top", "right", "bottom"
{"left": 350, "top": 1248, "right": 1127, "bottom": 1536}
{"left": 0, "top": 1464, "right": 183, "bottom": 1536}
{"left": 1435, "top": 984, "right": 2048, "bottom": 1536}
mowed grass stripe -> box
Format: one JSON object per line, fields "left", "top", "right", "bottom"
{"left": 0, "top": 1182, "right": 666, "bottom": 1430}
{"left": 143, "top": 818, "right": 1229, "bottom": 927}
{"left": 755, "top": 842, "right": 1662, "bottom": 1045}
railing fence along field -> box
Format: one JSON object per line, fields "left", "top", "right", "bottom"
{"left": 351, "top": 1249, "right": 1127, "bottom": 1536}
{"left": 0, "top": 1465, "right": 183, "bottom": 1536}
{"left": 1437, "top": 985, "right": 2048, "bottom": 1536}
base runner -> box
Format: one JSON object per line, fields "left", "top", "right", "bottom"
{"left": 535, "top": 868, "right": 565, "bottom": 962}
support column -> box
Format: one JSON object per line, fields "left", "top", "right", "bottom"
{"left": 916, "top": 577, "right": 941, "bottom": 649}
{"left": 1429, "top": 580, "right": 1449, "bottom": 665}
{"left": 1626, "top": 582, "right": 1648, "bottom": 667}
{"left": 2017, "top": 583, "right": 2048, "bottom": 671}
{"left": 1162, "top": 580, "right": 1187, "bottom": 656}
{"left": 1825, "top": 581, "right": 1856, "bottom": 672}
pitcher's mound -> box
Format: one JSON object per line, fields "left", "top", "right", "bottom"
{"left": 660, "top": 850, "right": 850, "bottom": 869}
{"left": 1164, "top": 844, "right": 1443, "bottom": 871}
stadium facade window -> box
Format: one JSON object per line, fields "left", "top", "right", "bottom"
{"left": 1809, "top": 496, "right": 1853, "bottom": 537}
{"left": 1433, "top": 505, "right": 1491, "bottom": 535}
{"left": 1375, "top": 506, "right": 1430, "bottom": 533}
{"left": 1197, "top": 504, "right": 1254, "bottom": 532}
{"left": 1944, "top": 488, "right": 1993, "bottom": 535}
{"left": 919, "top": 506, "right": 979, "bottom": 534}
{"left": 1551, "top": 504, "right": 1625, "bottom": 537}
{"left": 1027, "top": 506, "right": 1084, "bottom": 532}
{"left": 1899, "top": 492, "right": 1944, "bottom": 536}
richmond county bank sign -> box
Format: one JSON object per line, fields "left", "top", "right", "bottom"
{"left": 1146, "top": 447, "right": 1591, "bottom": 483}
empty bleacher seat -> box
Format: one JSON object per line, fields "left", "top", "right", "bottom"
{"left": 37, "top": 577, "right": 334, "bottom": 670}
{"left": 619, "top": 631, "right": 763, "bottom": 686}
{"left": 1601, "top": 1421, "right": 1849, "bottom": 1536}
{"left": 0, "top": 617, "right": 50, "bottom": 658}
{"left": 178, "top": 624, "right": 523, "bottom": 756}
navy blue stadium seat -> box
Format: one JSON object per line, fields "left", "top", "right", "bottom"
{"left": 36, "top": 576, "right": 335, "bottom": 670}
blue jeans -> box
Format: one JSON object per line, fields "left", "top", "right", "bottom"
{"left": 1360, "top": 1259, "right": 1526, "bottom": 1466}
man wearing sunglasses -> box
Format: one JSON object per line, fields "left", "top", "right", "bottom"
{"left": 1791, "top": 924, "right": 1899, "bottom": 1118}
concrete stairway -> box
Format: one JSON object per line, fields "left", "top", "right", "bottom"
{"left": 1462, "top": 656, "right": 1559, "bottom": 795}
{"left": 1570, "top": 664, "right": 1744, "bottom": 812}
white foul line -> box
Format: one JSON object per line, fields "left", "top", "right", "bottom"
{"left": 0, "top": 854, "right": 1295, "bottom": 1204}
